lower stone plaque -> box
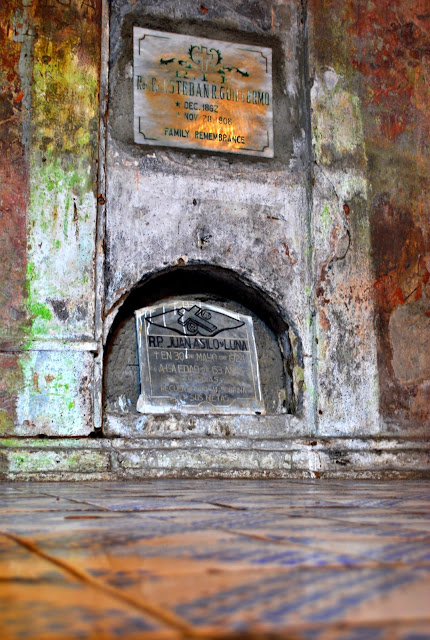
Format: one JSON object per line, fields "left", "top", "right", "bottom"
{"left": 135, "top": 300, "right": 265, "bottom": 415}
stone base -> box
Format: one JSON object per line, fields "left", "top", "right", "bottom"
{"left": 1, "top": 432, "right": 429, "bottom": 480}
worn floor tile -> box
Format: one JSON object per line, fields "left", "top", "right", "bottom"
{"left": 1, "top": 480, "right": 430, "bottom": 639}
{"left": 27, "top": 527, "right": 375, "bottom": 578}
{"left": 0, "top": 534, "right": 180, "bottom": 639}
{"left": 313, "top": 509, "right": 430, "bottom": 534}
{"left": 135, "top": 565, "right": 430, "bottom": 632}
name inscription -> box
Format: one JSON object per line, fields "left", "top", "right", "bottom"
{"left": 133, "top": 28, "right": 273, "bottom": 157}
{"left": 135, "top": 301, "right": 265, "bottom": 414}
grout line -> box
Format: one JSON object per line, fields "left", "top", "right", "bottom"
{"left": 0, "top": 530, "right": 195, "bottom": 636}
{"left": 308, "top": 512, "right": 430, "bottom": 536}
{"left": 206, "top": 502, "right": 248, "bottom": 511}
{"left": 34, "top": 490, "right": 223, "bottom": 513}
{"left": 35, "top": 490, "right": 112, "bottom": 511}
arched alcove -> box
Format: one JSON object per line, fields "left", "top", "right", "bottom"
{"left": 103, "top": 264, "right": 301, "bottom": 417}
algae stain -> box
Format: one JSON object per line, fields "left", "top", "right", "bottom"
{"left": 25, "top": 260, "right": 52, "bottom": 332}
{"left": 16, "top": 351, "right": 85, "bottom": 434}
{"left": 6, "top": 0, "right": 101, "bottom": 436}
{"left": 25, "top": 262, "right": 36, "bottom": 291}
{"left": 32, "top": 39, "right": 99, "bottom": 191}
{"left": 28, "top": 301, "right": 52, "bottom": 321}
{"left": 25, "top": 31, "right": 100, "bottom": 340}
{"left": 0, "top": 410, "right": 15, "bottom": 436}
{"left": 320, "top": 205, "right": 331, "bottom": 231}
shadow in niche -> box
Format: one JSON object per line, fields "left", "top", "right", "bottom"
{"left": 103, "top": 264, "right": 299, "bottom": 416}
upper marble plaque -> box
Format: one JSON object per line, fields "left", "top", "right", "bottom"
{"left": 135, "top": 300, "right": 265, "bottom": 415}
{"left": 133, "top": 27, "right": 273, "bottom": 157}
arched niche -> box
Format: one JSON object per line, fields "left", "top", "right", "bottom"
{"left": 103, "top": 264, "right": 301, "bottom": 417}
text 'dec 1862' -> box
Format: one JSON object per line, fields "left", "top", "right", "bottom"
{"left": 133, "top": 27, "right": 273, "bottom": 157}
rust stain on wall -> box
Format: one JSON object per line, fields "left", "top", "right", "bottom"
{"left": 0, "top": 1, "right": 32, "bottom": 431}
{"left": 0, "top": 2, "right": 29, "bottom": 347}
{"left": 1, "top": 0, "right": 101, "bottom": 435}
{"left": 310, "top": 0, "right": 430, "bottom": 430}
{"left": 25, "top": 0, "right": 101, "bottom": 344}
{"left": 31, "top": 0, "right": 101, "bottom": 169}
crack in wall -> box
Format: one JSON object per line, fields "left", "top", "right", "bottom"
{"left": 301, "top": 0, "right": 319, "bottom": 435}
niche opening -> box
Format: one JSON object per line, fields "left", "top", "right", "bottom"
{"left": 103, "top": 265, "right": 299, "bottom": 417}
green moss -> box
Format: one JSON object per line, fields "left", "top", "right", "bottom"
{"left": 26, "top": 261, "right": 36, "bottom": 280}
{"left": 0, "top": 410, "right": 15, "bottom": 435}
{"left": 28, "top": 301, "right": 52, "bottom": 321}
{"left": 293, "top": 364, "right": 306, "bottom": 393}
{"left": 25, "top": 262, "right": 35, "bottom": 298}
{"left": 0, "top": 439, "right": 22, "bottom": 447}
{"left": 319, "top": 204, "right": 332, "bottom": 233}
{"left": 0, "top": 438, "right": 88, "bottom": 449}
{"left": 21, "top": 337, "right": 35, "bottom": 351}
{"left": 6, "top": 449, "right": 107, "bottom": 472}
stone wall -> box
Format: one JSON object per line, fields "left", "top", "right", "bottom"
{"left": 0, "top": 0, "right": 101, "bottom": 437}
{"left": 0, "top": 0, "right": 428, "bottom": 479}
{"left": 309, "top": 0, "right": 430, "bottom": 437}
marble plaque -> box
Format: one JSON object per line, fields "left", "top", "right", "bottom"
{"left": 135, "top": 301, "right": 265, "bottom": 414}
{"left": 133, "top": 27, "right": 273, "bottom": 157}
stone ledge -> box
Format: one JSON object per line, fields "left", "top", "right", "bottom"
{"left": 0, "top": 447, "right": 110, "bottom": 475}
{"left": 0, "top": 436, "right": 429, "bottom": 480}
{"left": 103, "top": 411, "right": 309, "bottom": 438}
{"left": 1, "top": 435, "right": 428, "bottom": 450}
{"left": 1, "top": 469, "right": 428, "bottom": 481}
{"left": 103, "top": 412, "right": 429, "bottom": 439}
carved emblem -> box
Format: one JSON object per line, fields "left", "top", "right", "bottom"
{"left": 160, "top": 44, "right": 249, "bottom": 82}
{"left": 146, "top": 304, "right": 244, "bottom": 337}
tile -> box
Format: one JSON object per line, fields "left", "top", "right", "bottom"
{"left": 20, "top": 526, "right": 371, "bottom": 578}
{"left": 317, "top": 510, "right": 430, "bottom": 534}
{"left": 221, "top": 528, "right": 430, "bottom": 566}
{"left": 138, "top": 565, "right": 430, "bottom": 632}
{"left": 0, "top": 534, "right": 179, "bottom": 639}
{"left": 299, "top": 621, "right": 430, "bottom": 640}
{"left": 24, "top": 489, "right": 223, "bottom": 512}
{"left": 0, "top": 580, "right": 178, "bottom": 640}
{"left": 223, "top": 516, "right": 430, "bottom": 542}
{"left": 1, "top": 480, "right": 430, "bottom": 639}
{"left": 0, "top": 490, "right": 106, "bottom": 514}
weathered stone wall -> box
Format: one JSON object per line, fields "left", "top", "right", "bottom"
{"left": 0, "top": 0, "right": 428, "bottom": 478}
{"left": 0, "top": 0, "right": 101, "bottom": 437}
{"left": 309, "top": 0, "right": 430, "bottom": 436}
{"left": 103, "top": 0, "right": 317, "bottom": 439}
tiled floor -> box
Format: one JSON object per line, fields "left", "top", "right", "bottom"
{"left": 1, "top": 480, "right": 430, "bottom": 639}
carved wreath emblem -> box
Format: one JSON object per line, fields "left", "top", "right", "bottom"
{"left": 160, "top": 44, "right": 249, "bottom": 82}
